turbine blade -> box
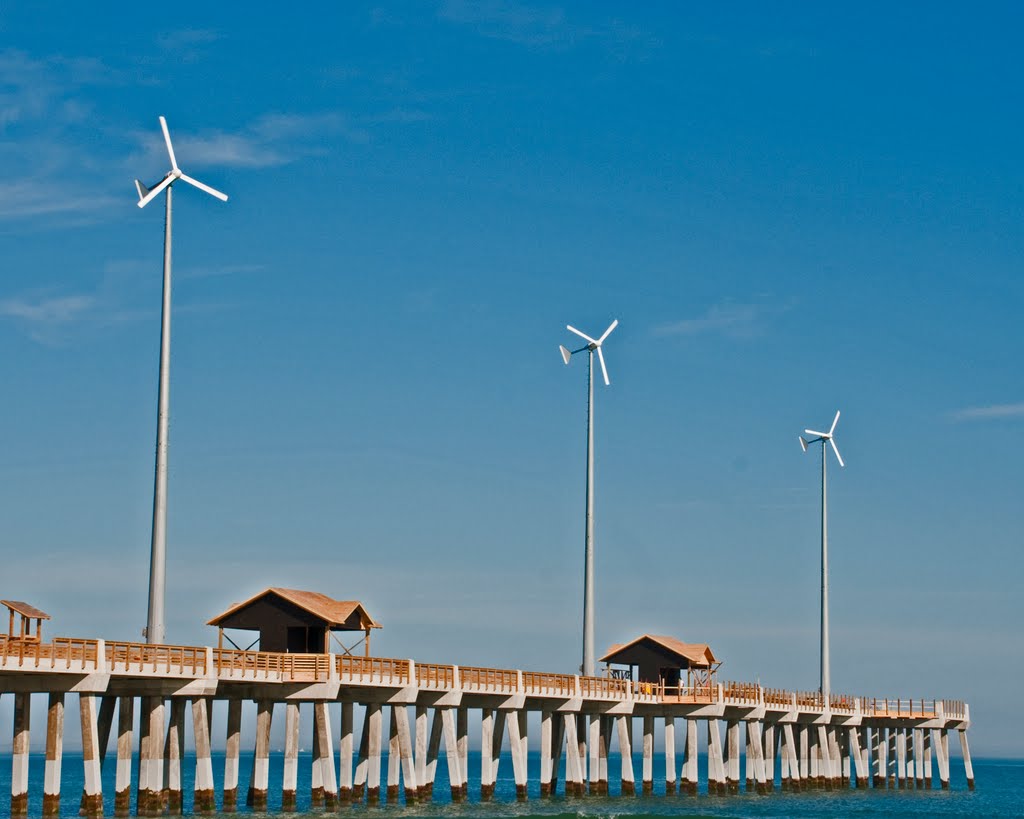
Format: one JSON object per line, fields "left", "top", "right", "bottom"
{"left": 597, "top": 318, "right": 619, "bottom": 344}
{"left": 799, "top": 436, "right": 808, "bottom": 453}
{"left": 804, "top": 429, "right": 829, "bottom": 438}
{"left": 179, "top": 173, "right": 229, "bottom": 202}
{"left": 134, "top": 179, "right": 150, "bottom": 201}
{"left": 159, "top": 116, "right": 178, "bottom": 171}
{"left": 566, "top": 325, "right": 597, "bottom": 345}
{"left": 830, "top": 437, "right": 845, "bottom": 467}
{"left": 597, "top": 346, "right": 610, "bottom": 386}
{"left": 560, "top": 345, "right": 572, "bottom": 365}
{"left": 829, "top": 410, "right": 841, "bottom": 435}
{"left": 137, "top": 173, "right": 174, "bottom": 208}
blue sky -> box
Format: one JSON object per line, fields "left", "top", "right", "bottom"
{"left": 1, "top": 3, "right": 1022, "bottom": 755}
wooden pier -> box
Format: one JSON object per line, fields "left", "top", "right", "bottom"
{"left": 1, "top": 633, "right": 973, "bottom": 815}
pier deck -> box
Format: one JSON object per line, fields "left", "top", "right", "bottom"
{"left": 1, "top": 634, "right": 973, "bottom": 814}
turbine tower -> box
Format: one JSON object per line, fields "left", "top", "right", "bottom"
{"left": 560, "top": 318, "right": 618, "bottom": 677}
{"left": 135, "top": 116, "right": 228, "bottom": 645}
{"left": 799, "top": 410, "right": 844, "bottom": 700}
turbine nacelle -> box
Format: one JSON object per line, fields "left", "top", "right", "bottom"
{"left": 560, "top": 319, "right": 618, "bottom": 385}
{"left": 135, "top": 116, "right": 228, "bottom": 209}
{"left": 800, "top": 410, "right": 844, "bottom": 467}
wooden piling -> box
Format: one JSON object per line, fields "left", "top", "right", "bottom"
{"left": 190, "top": 699, "right": 215, "bottom": 814}
{"left": 681, "top": 718, "right": 698, "bottom": 794}
{"left": 338, "top": 701, "right": 354, "bottom": 803}
{"left": 41, "top": 693, "right": 64, "bottom": 817}
{"left": 80, "top": 694, "right": 104, "bottom": 817}
{"left": 165, "top": 699, "right": 185, "bottom": 813}
{"left": 222, "top": 700, "right": 242, "bottom": 812}
{"left": 958, "top": 729, "right": 974, "bottom": 790}
{"left": 386, "top": 707, "right": 400, "bottom": 802}
{"left": 315, "top": 702, "right": 338, "bottom": 808}
{"left": 249, "top": 700, "right": 273, "bottom": 811}
{"left": 506, "top": 709, "right": 527, "bottom": 800}
{"left": 641, "top": 715, "right": 654, "bottom": 794}
{"left": 365, "top": 702, "right": 383, "bottom": 804}
{"left": 282, "top": 702, "right": 300, "bottom": 811}
{"left": 664, "top": 717, "right": 677, "bottom": 794}
{"left": 115, "top": 697, "right": 134, "bottom": 816}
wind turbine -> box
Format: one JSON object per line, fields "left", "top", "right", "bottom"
{"left": 560, "top": 318, "right": 618, "bottom": 678}
{"left": 135, "top": 116, "right": 228, "bottom": 645}
{"left": 799, "top": 410, "right": 844, "bottom": 700}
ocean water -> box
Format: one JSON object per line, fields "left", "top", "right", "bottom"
{"left": 0, "top": 751, "right": 1019, "bottom": 818}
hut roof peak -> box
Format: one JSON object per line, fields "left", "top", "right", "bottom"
{"left": 207, "top": 587, "right": 381, "bottom": 629}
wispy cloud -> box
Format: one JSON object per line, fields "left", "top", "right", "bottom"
{"left": 949, "top": 403, "right": 1024, "bottom": 422}
{"left": 438, "top": 0, "right": 652, "bottom": 54}
{"left": 0, "top": 180, "right": 122, "bottom": 221}
{"left": 653, "top": 300, "right": 791, "bottom": 339}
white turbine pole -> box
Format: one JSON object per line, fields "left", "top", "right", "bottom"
{"left": 820, "top": 437, "right": 829, "bottom": 700}
{"left": 583, "top": 348, "right": 595, "bottom": 677}
{"left": 146, "top": 184, "right": 173, "bottom": 646}
{"left": 136, "top": 116, "right": 228, "bottom": 645}
{"left": 561, "top": 319, "right": 617, "bottom": 679}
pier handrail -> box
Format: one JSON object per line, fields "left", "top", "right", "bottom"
{"left": 1, "top": 635, "right": 967, "bottom": 722}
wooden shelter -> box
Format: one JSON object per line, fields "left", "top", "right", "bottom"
{"left": 600, "top": 634, "right": 720, "bottom": 688}
{"left": 2, "top": 600, "right": 50, "bottom": 643}
{"left": 207, "top": 588, "right": 380, "bottom": 655}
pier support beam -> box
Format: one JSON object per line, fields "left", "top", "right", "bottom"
{"left": 386, "top": 708, "right": 400, "bottom": 803}
{"left": 423, "top": 708, "right": 444, "bottom": 801}
{"left": 799, "top": 724, "right": 809, "bottom": 784}
{"left": 540, "top": 710, "right": 553, "bottom": 796}
{"left": 872, "top": 726, "right": 886, "bottom": 788}
{"left": 480, "top": 710, "right": 496, "bottom": 800}
{"left": 366, "top": 702, "right": 383, "bottom": 804}
{"left": 850, "top": 726, "right": 868, "bottom": 788}
{"left": 550, "top": 709, "right": 565, "bottom": 796}
{"left": 923, "top": 728, "right": 933, "bottom": 789}
{"left": 415, "top": 706, "right": 428, "bottom": 801}
{"left": 763, "top": 723, "right": 776, "bottom": 792}
{"left": 936, "top": 729, "right": 950, "bottom": 789}
{"left": 457, "top": 707, "right": 469, "bottom": 799}
{"left": 282, "top": 702, "right": 300, "bottom": 811}
{"left": 80, "top": 694, "right": 104, "bottom": 818}
{"left": 249, "top": 700, "right": 273, "bottom": 811}
{"left": 747, "top": 720, "right": 767, "bottom": 794}
{"left": 587, "top": 715, "right": 600, "bottom": 794}
{"left": 311, "top": 705, "right": 325, "bottom": 807}
{"left": 617, "top": 715, "right": 635, "bottom": 795}
{"left": 441, "top": 708, "right": 464, "bottom": 801}
{"left": 641, "top": 715, "right": 654, "bottom": 794}
{"left": 352, "top": 705, "right": 370, "bottom": 801}
{"left": 664, "top": 717, "right": 676, "bottom": 794}
{"left": 564, "top": 714, "right": 584, "bottom": 796}
{"left": 506, "top": 709, "right": 527, "bottom": 800}
{"left": 959, "top": 730, "right": 974, "bottom": 790}
{"left": 222, "top": 700, "right": 242, "bottom": 812}
{"left": 682, "top": 719, "right": 698, "bottom": 794}
{"left": 707, "top": 719, "right": 726, "bottom": 795}
{"left": 115, "top": 697, "right": 135, "bottom": 816}
{"left": 725, "top": 719, "right": 740, "bottom": 793}
{"left": 394, "top": 705, "right": 417, "bottom": 804}
{"left": 783, "top": 724, "right": 800, "bottom": 792}
{"left": 191, "top": 699, "right": 215, "bottom": 814}
{"left": 138, "top": 696, "right": 165, "bottom": 816}
{"left": 315, "top": 702, "right": 338, "bottom": 808}
{"left": 339, "top": 702, "right": 354, "bottom": 803}
{"left": 42, "top": 693, "right": 64, "bottom": 817}
{"left": 165, "top": 699, "right": 185, "bottom": 813}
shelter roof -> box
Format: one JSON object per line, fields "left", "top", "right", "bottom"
{"left": 207, "top": 588, "right": 381, "bottom": 629}
{"left": 600, "top": 634, "right": 718, "bottom": 667}
{"left": 1, "top": 600, "right": 51, "bottom": 620}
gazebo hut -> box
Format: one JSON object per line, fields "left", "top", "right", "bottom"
{"left": 600, "top": 634, "right": 720, "bottom": 690}
{"left": 207, "top": 588, "right": 380, "bottom": 655}
{"left": 2, "top": 600, "right": 50, "bottom": 643}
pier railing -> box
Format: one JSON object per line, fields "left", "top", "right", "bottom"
{"left": 0, "top": 634, "right": 965, "bottom": 721}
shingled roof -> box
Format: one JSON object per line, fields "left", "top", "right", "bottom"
{"left": 207, "top": 588, "right": 380, "bottom": 629}
{"left": 600, "top": 634, "right": 718, "bottom": 668}
{"left": 1, "top": 600, "right": 51, "bottom": 620}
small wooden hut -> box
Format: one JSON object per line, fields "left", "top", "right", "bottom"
{"left": 1, "top": 600, "right": 50, "bottom": 643}
{"left": 600, "top": 633, "right": 719, "bottom": 689}
{"left": 207, "top": 588, "right": 380, "bottom": 655}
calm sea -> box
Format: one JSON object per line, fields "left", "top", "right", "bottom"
{"left": 0, "top": 751, "right": 1019, "bottom": 818}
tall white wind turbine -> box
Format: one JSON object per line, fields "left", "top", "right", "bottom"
{"left": 799, "top": 410, "right": 844, "bottom": 700}
{"left": 135, "top": 116, "right": 228, "bottom": 645}
{"left": 560, "top": 319, "right": 618, "bottom": 677}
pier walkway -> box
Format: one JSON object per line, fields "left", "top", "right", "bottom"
{"left": 1, "top": 634, "right": 973, "bottom": 815}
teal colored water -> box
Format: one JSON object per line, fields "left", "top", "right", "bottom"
{"left": 0, "top": 752, "right": 1018, "bottom": 818}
